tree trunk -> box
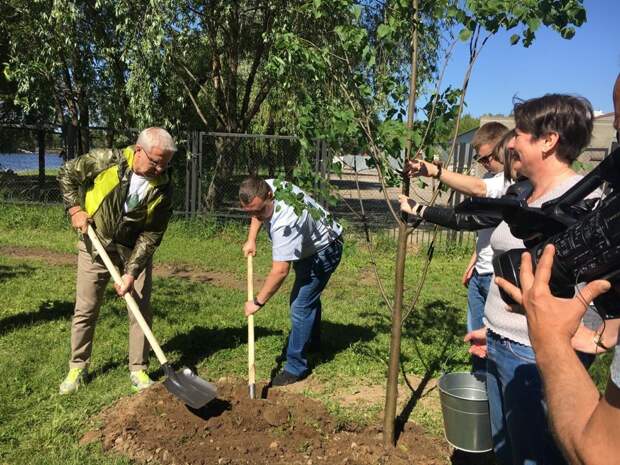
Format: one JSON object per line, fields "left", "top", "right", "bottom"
{"left": 383, "top": 0, "right": 419, "bottom": 446}
{"left": 204, "top": 136, "right": 239, "bottom": 211}
{"left": 383, "top": 221, "right": 408, "bottom": 444}
{"left": 37, "top": 129, "right": 46, "bottom": 194}
{"left": 105, "top": 129, "right": 115, "bottom": 148}
{"left": 284, "top": 139, "right": 298, "bottom": 181}
{"left": 66, "top": 120, "right": 76, "bottom": 160}
{"left": 266, "top": 113, "right": 276, "bottom": 177}
{"left": 79, "top": 91, "right": 90, "bottom": 153}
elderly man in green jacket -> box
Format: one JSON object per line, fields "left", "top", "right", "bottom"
{"left": 57, "top": 127, "right": 176, "bottom": 394}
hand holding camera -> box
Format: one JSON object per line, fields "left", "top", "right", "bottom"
{"left": 496, "top": 244, "right": 612, "bottom": 350}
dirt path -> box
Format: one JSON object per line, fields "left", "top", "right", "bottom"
{"left": 0, "top": 245, "right": 246, "bottom": 290}
{"left": 82, "top": 381, "right": 453, "bottom": 465}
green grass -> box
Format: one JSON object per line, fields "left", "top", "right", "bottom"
{"left": 1, "top": 203, "right": 609, "bottom": 464}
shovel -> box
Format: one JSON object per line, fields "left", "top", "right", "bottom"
{"left": 247, "top": 255, "right": 256, "bottom": 399}
{"left": 86, "top": 225, "right": 217, "bottom": 408}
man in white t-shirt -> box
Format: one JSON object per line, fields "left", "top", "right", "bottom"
{"left": 240, "top": 177, "right": 343, "bottom": 386}
{"left": 403, "top": 122, "right": 509, "bottom": 371}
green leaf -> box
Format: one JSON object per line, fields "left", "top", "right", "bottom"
{"left": 447, "top": 5, "right": 460, "bottom": 18}
{"left": 377, "top": 24, "right": 392, "bottom": 40}
{"left": 458, "top": 28, "right": 472, "bottom": 42}
{"left": 509, "top": 34, "right": 520, "bottom": 45}
{"left": 527, "top": 17, "right": 541, "bottom": 32}
{"left": 560, "top": 26, "right": 576, "bottom": 39}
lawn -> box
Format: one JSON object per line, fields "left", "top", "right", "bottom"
{"left": 0, "top": 203, "right": 611, "bottom": 465}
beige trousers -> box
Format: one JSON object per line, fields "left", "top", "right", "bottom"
{"left": 69, "top": 240, "right": 152, "bottom": 371}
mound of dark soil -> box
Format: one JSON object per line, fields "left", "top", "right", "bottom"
{"left": 83, "top": 381, "right": 454, "bottom": 465}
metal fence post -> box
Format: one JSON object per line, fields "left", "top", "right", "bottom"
{"left": 198, "top": 131, "right": 203, "bottom": 213}
{"left": 191, "top": 131, "right": 199, "bottom": 217}
{"left": 185, "top": 132, "right": 191, "bottom": 218}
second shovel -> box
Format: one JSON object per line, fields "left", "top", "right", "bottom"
{"left": 247, "top": 255, "right": 256, "bottom": 399}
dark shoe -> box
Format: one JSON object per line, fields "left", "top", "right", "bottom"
{"left": 271, "top": 370, "right": 303, "bottom": 387}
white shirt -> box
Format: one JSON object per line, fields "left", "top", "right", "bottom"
{"left": 124, "top": 173, "right": 150, "bottom": 212}
{"left": 264, "top": 179, "right": 343, "bottom": 261}
{"left": 474, "top": 172, "right": 509, "bottom": 274}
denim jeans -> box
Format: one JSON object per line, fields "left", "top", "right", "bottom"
{"left": 486, "top": 330, "right": 567, "bottom": 465}
{"left": 467, "top": 271, "right": 492, "bottom": 332}
{"left": 467, "top": 271, "right": 492, "bottom": 373}
{"left": 285, "top": 239, "right": 343, "bottom": 377}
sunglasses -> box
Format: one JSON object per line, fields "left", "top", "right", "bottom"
{"left": 474, "top": 153, "right": 494, "bottom": 164}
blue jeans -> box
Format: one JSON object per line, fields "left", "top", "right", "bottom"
{"left": 467, "top": 271, "right": 492, "bottom": 333}
{"left": 284, "top": 239, "right": 343, "bottom": 377}
{"left": 486, "top": 331, "right": 567, "bottom": 465}
{"left": 467, "top": 271, "right": 492, "bottom": 373}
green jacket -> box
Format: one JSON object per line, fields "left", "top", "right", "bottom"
{"left": 58, "top": 146, "right": 173, "bottom": 277}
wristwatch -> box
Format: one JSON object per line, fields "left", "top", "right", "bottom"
{"left": 253, "top": 296, "right": 265, "bottom": 308}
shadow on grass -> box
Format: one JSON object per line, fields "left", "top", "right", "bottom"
{"left": 160, "top": 325, "right": 284, "bottom": 372}
{"left": 260, "top": 320, "right": 378, "bottom": 396}
{"left": 0, "top": 299, "right": 73, "bottom": 336}
{"left": 392, "top": 299, "right": 467, "bottom": 443}
{"left": 313, "top": 320, "right": 377, "bottom": 366}
{"left": 0, "top": 263, "right": 35, "bottom": 283}
{"left": 88, "top": 359, "right": 124, "bottom": 382}
{"left": 159, "top": 320, "right": 377, "bottom": 386}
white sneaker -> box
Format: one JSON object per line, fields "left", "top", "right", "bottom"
{"left": 59, "top": 367, "right": 87, "bottom": 395}
{"left": 130, "top": 370, "right": 154, "bottom": 392}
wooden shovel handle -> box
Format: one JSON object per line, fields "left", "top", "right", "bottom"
{"left": 247, "top": 255, "right": 256, "bottom": 387}
{"left": 87, "top": 225, "right": 168, "bottom": 365}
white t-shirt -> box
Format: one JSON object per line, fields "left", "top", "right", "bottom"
{"left": 264, "top": 179, "right": 343, "bottom": 261}
{"left": 124, "top": 173, "right": 150, "bottom": 212}
{"left": 474, "top": 172, "right": 509, "bottom": 274}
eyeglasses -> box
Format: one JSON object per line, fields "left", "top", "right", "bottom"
{"left": 474, "top": 153, "right": 494, "bottom": 164}
{"left": 139, "top": 145, "right": 169, "bottom": 170}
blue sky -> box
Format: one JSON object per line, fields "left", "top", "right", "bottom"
{"left": 442, "top": 0, "right": 620, "bottom": 117}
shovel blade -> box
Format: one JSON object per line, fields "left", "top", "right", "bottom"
{"left": 162, "top": 365, "right": 218, "bottom": 409}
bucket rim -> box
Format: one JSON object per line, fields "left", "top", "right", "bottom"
{"left": 438, "top": 372, "right": 488, "bottom": 402}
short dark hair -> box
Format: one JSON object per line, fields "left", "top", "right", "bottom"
{"left": 239, "top": 176, "right": 272, "bottom": 205}
{"left": 513, "top": 94, "right": 593, "bottom": 163}
{"left": 472, "top": 122, "right": 509, "bottom": 151}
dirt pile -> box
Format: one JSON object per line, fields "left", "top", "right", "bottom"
{"left": 84, "top": 381, "right": 452, "bottom": 465}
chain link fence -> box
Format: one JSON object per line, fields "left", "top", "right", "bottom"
{"left": 1, "top": 125, "right": 476, "bottom": 250}
{"left": 0, "top": 124, "right": 141, "bottom": 205}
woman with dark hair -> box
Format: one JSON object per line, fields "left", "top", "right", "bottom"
{"left": 477, "top": 94, "right": 599, "bottom": 465}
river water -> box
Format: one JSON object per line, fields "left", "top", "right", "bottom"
{"left": 0, "top": 153, "right": 64, "bottom": 172}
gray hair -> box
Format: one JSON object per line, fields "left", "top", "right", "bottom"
{"left": 136, "top": 127, "right": 177, "bottom": 154}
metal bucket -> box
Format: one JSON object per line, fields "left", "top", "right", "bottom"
{"left": 438, "top": 372, "right": 492, "bottom": 453}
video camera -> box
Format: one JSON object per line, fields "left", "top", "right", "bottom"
{"left": 455, "top": 146, "right": 620, "bottom": 319}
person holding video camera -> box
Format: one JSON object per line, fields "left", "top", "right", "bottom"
{"left": 464, "top": 94, "right": 601, "bottom": 465}
{"left": 494, "top": 244, "right": 620, "bottom": 465}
